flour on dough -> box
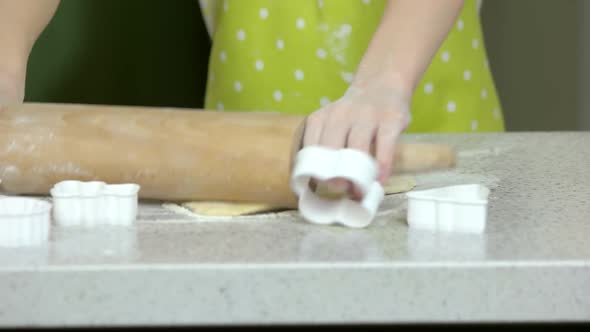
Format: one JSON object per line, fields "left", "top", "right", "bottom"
{"left": 164, "top": 175, "right": 415, "bottom": 218}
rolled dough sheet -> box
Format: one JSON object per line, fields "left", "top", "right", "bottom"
{"left": 179, "top": 201, "right": 284, "bottom": 217}
{"left": 164, "top": 175, "right": 415, "bottom": 218}
{"left": 384, "top": 175, "right": 416, "bottom": 194}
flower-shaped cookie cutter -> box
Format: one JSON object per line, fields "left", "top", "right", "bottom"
{"left": 50, "top": 181, "right": 140, "bottom": 227}
{"left": 291, "top": 146, "right": 385, "bottom": 228}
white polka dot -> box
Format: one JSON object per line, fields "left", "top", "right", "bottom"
{"left": 493, "top": 107, "right": 500, "bottom": 119}
{"left": 362, "top": 0, "right": 371, "bottom": 4}
{"left": 236, "top": 29, "right": 246, "bottom": 41}
{"left": 447, "top": 101, "right": 457, "bottom": 112}
{"left": 217, "top": 101, "right": 224, "bottom": 111}
{"left": 341, "top": 24, "right": 352, "bottom": 35}
{"left": 259, "top": 8, "right": 269, "bottom": 19}
{"left": 318, "top": 0, "right": 324, "bottom": 8}
{"left": 294, "top": 69, "right": 305, "bottom": 81}
{"left": 219, "top": 51, "right": 227, "bottom": 62}
{"left": 340, "top": 72, "right": 354, "bottom": 83}
{"left": 484, "top": 59, "right": 490, "bottom": 69}
{"left": 424, "top": 82, "right": 434, "bottom": 94}
{"left": 441, "top": 51, "right": 451, "bottom": 63}
{"left": 316, "top": 48, "right": 327, "bottom": 59}
{"left": 471, "top": 120, "right": 478, "bottom": 131}
{"left": 223, "top": 0, "right": 228, "bottom": 11}
{"left": 273, "top": 90, "right": 283, "bottom": 102}
{"left": 296, "top": 18, "right": 306, "bottom": 29}
{"left": 463, "top": 70, "right": 472, "bottom": 81}
{"left": 333, "top": 24, "right": 353, "bottom": 39}
{"left": 320, "top": 97, "right": 331, "bottom": 107}
{"left": 481, "top": 88, "right": 488, "bottom": 99}
{"left": 276, "top": 39, "right": 284, "bottom": 50}
{"left": 457, "top": 19, "right": 464, "bottom": 31}
{"left": 255, "top": 60, "right": 264, "bottom": 71}
{"left": 234, "top": 81, "right": 242, "bottom": 92}
{"left": 472, "top": 38, "right": 480, "bottom": 49}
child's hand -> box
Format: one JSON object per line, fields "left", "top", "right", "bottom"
{"left": 303, "top": 84, "right": 411, "bottom": 196}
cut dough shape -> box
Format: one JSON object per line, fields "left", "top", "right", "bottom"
{"left": 166, "top": 175, "right": 416, "bottom": 218}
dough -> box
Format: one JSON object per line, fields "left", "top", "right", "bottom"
{"left": 167, "top": 175, "right": 416, "bottom": 217}
{"left": 314, "top": 175, "right": 416, "bottom": 199}
{"left": 384, "top": 175, "right": 416, "bottom": 194}
{"left": 180, "top": 201, "right": 284, "bottom": 217}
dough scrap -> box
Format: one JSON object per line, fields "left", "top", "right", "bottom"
{"left": 168, "top": 175, "right": 416, "bottom": 217}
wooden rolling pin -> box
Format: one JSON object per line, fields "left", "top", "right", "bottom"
{"left": 0, "top": 103, "right": 455, "bottom": 207}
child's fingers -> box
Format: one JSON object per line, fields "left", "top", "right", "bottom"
{"left": 375, "top": 123, "right": 403, "bottom": 184}
{"left": 346, "top": 118, "right": 377, "bottom": 155}
{"left": 303, "top": 112, "right": 325, "bottom": 147}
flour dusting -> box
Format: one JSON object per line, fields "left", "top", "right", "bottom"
{"left": 325, "top": 24, "right": 352, "bottom": 65}
{"left": 0, "top": 165, "right": 21, "bottom": 180}
{"left": 31, "top": 162, "right": 93, "bottom": 177}
{"left": 3, "top": 139, "right": 37, "bottom": 154}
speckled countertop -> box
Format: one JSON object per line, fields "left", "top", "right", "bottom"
{"left": 1, "top": 133, "right": 589, "bottom": 327}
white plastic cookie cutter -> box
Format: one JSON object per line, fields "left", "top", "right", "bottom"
{"left": 291, "top": 146, "right": 385, "bottom": 228}
{"left": 50, "top": 180, "right": 140, "bottom": 227}
{"left": 406, "top": 184, "right": 490, "bottom": 233}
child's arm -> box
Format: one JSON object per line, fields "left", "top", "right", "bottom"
{"left": 0, "top": 0, "right": 61, "bottom": 104}
{"left": 354, "top": 0, "right": 464, "bottom": 96}
{"left": 304, "top": 0, "right": 464, "bottom": 185}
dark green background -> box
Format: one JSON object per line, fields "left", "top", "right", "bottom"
{"left": 26, "top": 0, "right": 210, "bottom": 108}
{"left": 25, "top": 0, "right": 584, "bottom": 131}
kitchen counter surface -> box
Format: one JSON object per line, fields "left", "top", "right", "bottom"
{"left": 1, "top": 132, "right": 589, "bottom": 326}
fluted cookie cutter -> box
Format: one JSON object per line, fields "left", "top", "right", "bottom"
{"left": 291, "top": 146, "right": 385, "bottom": 228}
{"left": 0, "top": 196, "right": 52, "bottom": 247}
{"left": 406, "top": 184, "right": 490, "bottom": 233}
{"left": 50, "top": 181, "right": 140, "bottom": 227}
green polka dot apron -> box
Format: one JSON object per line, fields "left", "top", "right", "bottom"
{"left": 199, "top": 0, "right": 505, "bottom": 132}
